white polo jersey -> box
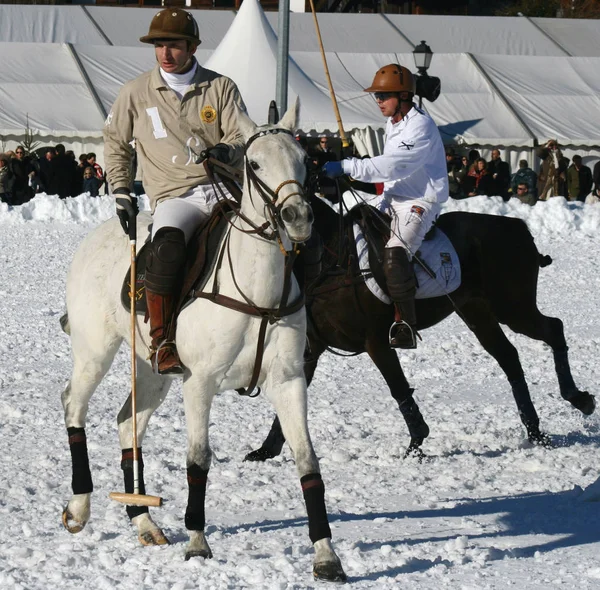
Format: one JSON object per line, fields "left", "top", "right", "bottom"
{"left": 341, "top": 106, "right": 448, "bottom": 204}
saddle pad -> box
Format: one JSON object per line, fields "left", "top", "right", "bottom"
{"left": 120, "top": 200, "right": 237, "bottom": 315}
{"left": 353, "top": 223, "right": 461, "bottom": 302}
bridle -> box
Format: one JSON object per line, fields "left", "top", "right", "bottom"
{"left": 194, "top": 126, "right": 311, "bottom": 397}
{"left": 242, "top": 128, "right": 308, "bottom": 246}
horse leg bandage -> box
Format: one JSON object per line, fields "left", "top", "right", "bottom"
{"left": 185, "top": 464, "right": 209, "bottom": 531}
{"left": 67, "top": 427, "right": 93, "bottom": 495}
{"left": 121, "top": 448, "right": 148, "bottom": 519}
{"left": 301, "top": 473, "right": 332, "bottom": 543}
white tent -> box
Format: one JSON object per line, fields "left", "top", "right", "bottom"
{"left": 204, "top": 0, "right": 384, "bottom": 154}
{"left": 1, "top": 4, "right": 600, "bottom": 172}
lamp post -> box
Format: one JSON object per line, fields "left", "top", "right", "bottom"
{"left": 413, "top": 40, "right": 433, "bottom": 109}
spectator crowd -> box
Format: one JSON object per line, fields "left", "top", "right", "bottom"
{"left": 445, "top": 139, "right": 599, "bottom": 206}
{"left": 0, "top": 145, "right": 105, "bottom": 205}
{"left": 1, "top": 137, "right": 599, "bottom": 208}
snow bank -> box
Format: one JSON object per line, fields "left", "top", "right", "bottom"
{"left": 0, "top": 194, "right": 598, "bottom": 239}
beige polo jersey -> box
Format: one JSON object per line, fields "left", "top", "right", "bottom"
{"left": 103, "top": 61, "right": 246, "bottom": 211}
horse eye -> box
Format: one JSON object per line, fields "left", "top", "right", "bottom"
{"left": 250, "top": 161, "right": 260, "bottom": 171}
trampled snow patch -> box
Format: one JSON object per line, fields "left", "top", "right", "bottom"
{"left": 0, "top": 193, "right": 599, "bottom": 589}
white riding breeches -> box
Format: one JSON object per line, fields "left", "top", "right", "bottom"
{"left": 151, "top": 183, "right": 229, "bottom": 243}
{"left": 384, "top": 198, "right": 441, "bottom": 257}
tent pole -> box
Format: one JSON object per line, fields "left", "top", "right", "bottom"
{"left": 276, "top": 0, "right": 290, "bottom": 116}
{"left": 307, "top": 0, "right": 349, "bottom": 148}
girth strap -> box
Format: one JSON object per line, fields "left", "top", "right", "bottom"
{"left": 193, "top": 290, "right": 305, "bottom": 397}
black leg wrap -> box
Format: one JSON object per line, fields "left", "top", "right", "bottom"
{"left": 397, "top": 390, "right": 430, "bottom": 439}
{"left": 121, "top": 448, "right": 148, "bottom": 519}
{"left": 185, "top": 464, "right": 209, "bottom": 531}
{"left": 509, "top": 377, "right": 539, "bottom": 427}
{"left": 67, "top": 427, "right": 93, "bottom": 495}
{"left": 301, "top": 473, "right": 331, "bottom": 543}
{"left": 554, "top": 347, "right": 578, "bottom": 399}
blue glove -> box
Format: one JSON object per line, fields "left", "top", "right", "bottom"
{"left": 322, "top": 161, "right": 344, "bottom": 178}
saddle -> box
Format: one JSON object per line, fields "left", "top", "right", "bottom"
{"left": 349, "top": 204, "right": 461, "bottom": 302}
{"left": 120, "top": 199, "right": 239, "bottom": 316}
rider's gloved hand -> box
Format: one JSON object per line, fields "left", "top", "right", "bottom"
{"left": 114, "top": 188, "right": 138, "bottom": 236}
{"left": 199, "top": 143, "right": 231, "bottom": 164}
{"left": 322, "top": 161, "right": 344, "bottom": 179}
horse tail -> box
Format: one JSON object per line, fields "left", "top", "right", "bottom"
{"left": 60, "top": 312, "right": 71, "bottom": 335}
{"left": 539, "top": 254, "right": 553, "bottom": 268}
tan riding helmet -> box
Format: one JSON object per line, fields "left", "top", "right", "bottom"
{"left": 364, "top": 64, "right": 416, "bottom": 94}
{"left": 140, "top": 7, "right": 201, "bottom": 45}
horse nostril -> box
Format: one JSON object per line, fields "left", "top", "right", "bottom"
{"left": 281, "top": 206, "right": 296, "bottom": 223}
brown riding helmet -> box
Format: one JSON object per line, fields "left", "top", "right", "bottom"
{"left": 364, "top": 64, "right": 416, "bottom": 94}
{"left": 140, "top": 8, "right": 201, "bottom": 45}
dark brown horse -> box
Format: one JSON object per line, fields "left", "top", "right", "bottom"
{"left": 245, "top": 195, "right": 594, "bottom": 461}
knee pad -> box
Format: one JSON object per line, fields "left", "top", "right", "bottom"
{"left": 145, "top": 227, "right": 186, "bottom": 294}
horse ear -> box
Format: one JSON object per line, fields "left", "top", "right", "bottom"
{"left": 236, "top": 108, "right": 259, "bottom": 143}
{"left": 278, "top": 98, "right": 300, "bottom": 132}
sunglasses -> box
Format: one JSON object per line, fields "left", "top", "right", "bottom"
{"left": 373, "top": 92, "right": 396, "bottom": 102}
{"left": 320, "top": 140, "right": 328, "bottom": 144}
{"left": 16, "top": 151, "right": 24, "bottom": 155}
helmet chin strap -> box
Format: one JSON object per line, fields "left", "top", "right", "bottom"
{"left": 392, "top": 93, "right": 414, "bottom": 122}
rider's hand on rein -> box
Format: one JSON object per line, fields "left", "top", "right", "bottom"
{"left": 198, "top": 143, "right": 231, "bottom": 165}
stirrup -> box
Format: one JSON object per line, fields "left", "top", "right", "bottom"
{"left": 389, "top": 321, "right": 420, "bottom": 350}
{"left": 148, "top": 340, "right": 184, "bottom": 375}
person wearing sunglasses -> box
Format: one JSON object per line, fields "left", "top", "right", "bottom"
{"left": 322, "top": 64, "right": 448, "bottom": 349}
{"left": 9, "top": 146, "right": 35, "bottom": 205}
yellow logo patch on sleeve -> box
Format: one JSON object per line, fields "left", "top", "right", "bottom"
{"left": 201, "top": 105, "right": 217, "bottom": 124}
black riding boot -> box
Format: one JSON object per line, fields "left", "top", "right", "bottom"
{"left": 383, "top": 247, "right": 418, "bottom": 349}
{"left": 145, "top": 227, "right": 187, "bottom": 374}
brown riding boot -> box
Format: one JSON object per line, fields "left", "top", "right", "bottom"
{"left": 146, "top": 290, "right": 184, "bottom": 374}
{"left": 383, "top": 247, "right": 419, "bottom": 349}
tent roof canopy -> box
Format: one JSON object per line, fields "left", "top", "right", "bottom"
{"left": 1, "top": 4, "right": 600, "bottom": 148}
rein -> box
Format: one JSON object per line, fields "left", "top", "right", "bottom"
{"left": 194, "top": 128, "right": 308, "bottom": 396}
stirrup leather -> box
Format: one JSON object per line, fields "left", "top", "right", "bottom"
{"left": 388, "top": 321, "right": 420, "bottom": 350}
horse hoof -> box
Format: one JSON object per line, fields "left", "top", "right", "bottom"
{"left": 528, "top": 431, "right": 553, "bottom": 448}
{"left": 62, "top": 507, "right": 87, "bottom": 534}
{"left": 139, "top": 529, "right": 170, "bottom": 546}
{"left": 244, "top": 448, "right": 277, "bottom": 462}
{"left": 569, "top": 392, "right": 595, "bottom": 416}
{"left": 185, "top": 548, "right": 213, "bottom": 561}
{"left": 313, "top": 561, "right": 348, "bottom": 583}
{"left": 404, "top": 439, "right": 426, "bottom": 462}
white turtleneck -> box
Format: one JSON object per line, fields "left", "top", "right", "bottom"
{"left": 160, "top": 61, "right": 198, "bottom": 100}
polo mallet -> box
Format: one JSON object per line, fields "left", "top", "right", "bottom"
{"left": 109, "top": 208, "right": 162, "bottom": 508}
{"left": 308, "top": 0, "right": 350, "bottom": 149}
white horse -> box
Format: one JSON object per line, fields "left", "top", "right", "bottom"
{"left": 60, "top": 103, "right": 346, "bottom": 583}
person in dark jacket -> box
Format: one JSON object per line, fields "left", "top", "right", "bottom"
{"left": 567, "top": 155, "right": 593, "bottom": 202}
{"left": 0, "top": 154, "right": 15, "bottom": 204}
{"left": 465, "top": 158, "right": 494, "bottom": 197}
{"left": 39, "top": 147, "right": 57, "bottom": 195}
{"left": 10, "top": 146, "right": 34, "bottom": 204}
{"left": 593, "top": 160, "right": 600, "bottom": 199}
{"left": 487, "top": 148, "right": 511, "bottom": 200}
{"left": 446, "top": 147, "right": 465, "bottom": 199}
{"left": 510, "top": 160, "right": 537, "bottom": 197}
{"left": 82, "top": 166, "right": 101, "bottom": 197}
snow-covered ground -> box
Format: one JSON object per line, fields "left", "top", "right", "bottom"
{"left": 1, "top": 193, "right": 599, "bottom": 589}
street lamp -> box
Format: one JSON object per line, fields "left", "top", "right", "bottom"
{"left": 412, "top": 40, "right": 437, "bottom": 109}
{"left": 413, "top": 40, "right": 433, "bottom": 76}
